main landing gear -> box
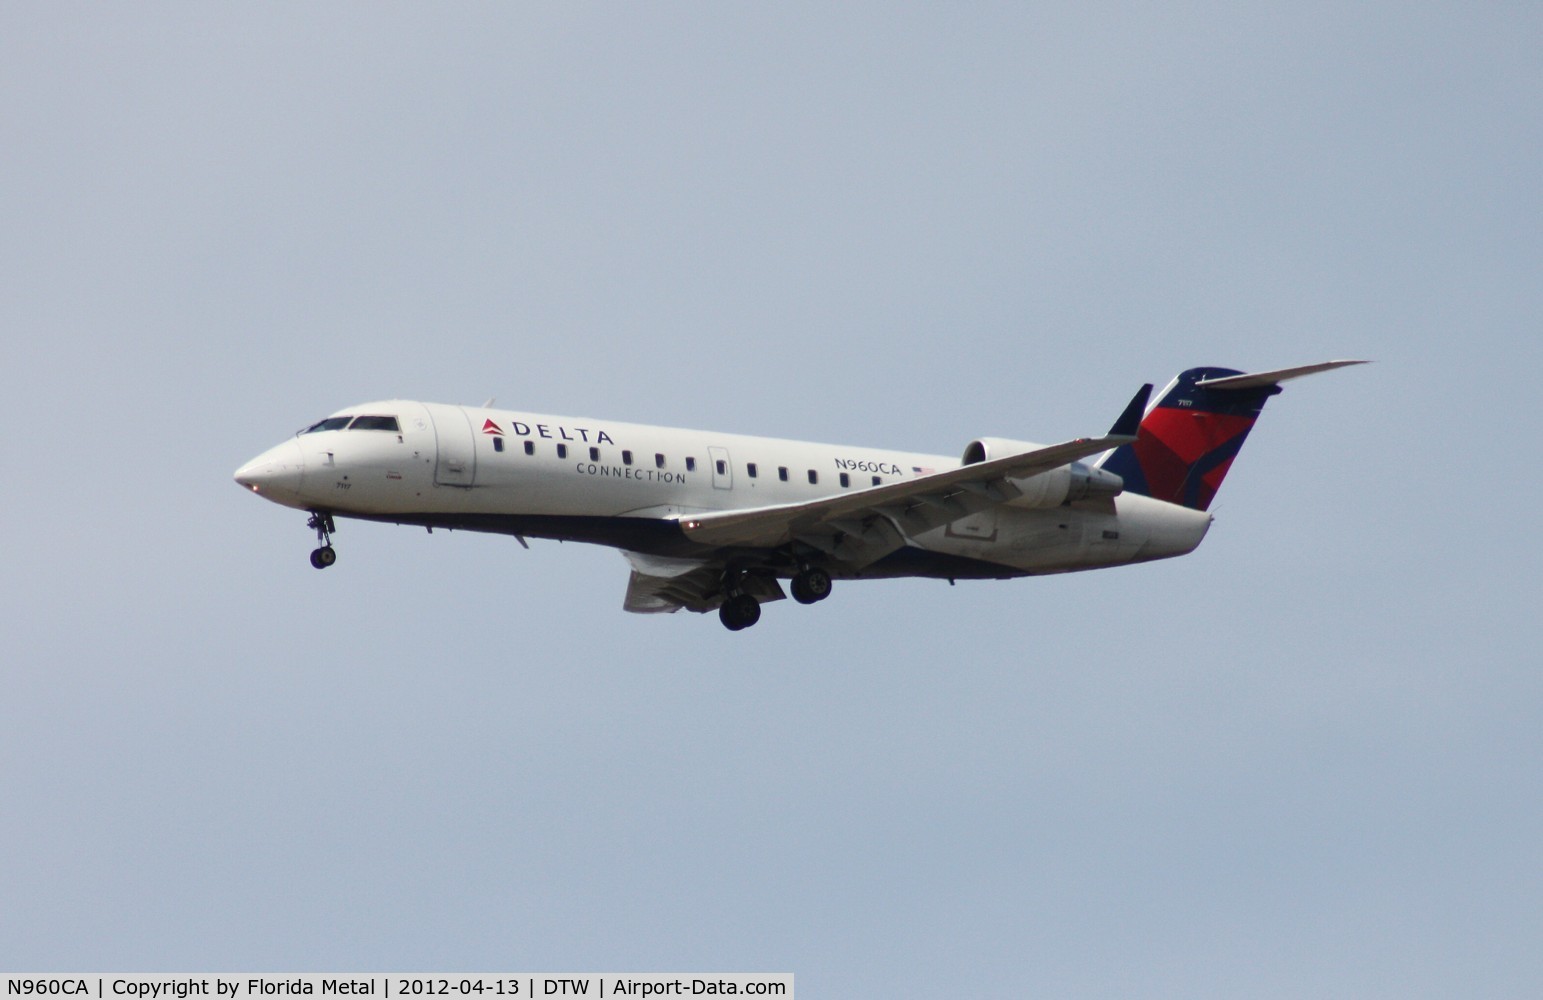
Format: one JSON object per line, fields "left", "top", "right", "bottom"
{"left": 719, "top": 593, "right": 761, "bottom": 631}
{"left": 717, "top": 566, "right": 834, "bottom": 630}
{"left": 790, "top": 566, "right": 832, "bottom": 605}
{"left": 717, "top": 567, "right": 763, "bottom": 632}
{"left": 307, "top": 511, "right": 337, "bottom": 569}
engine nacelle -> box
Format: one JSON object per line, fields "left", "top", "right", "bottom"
{"left": 960, "top": 437, "right": 1125, "bottom": 508}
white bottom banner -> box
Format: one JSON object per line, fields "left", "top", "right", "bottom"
{"left": 3, "top": 977, "right": 792, "bottom": 1000}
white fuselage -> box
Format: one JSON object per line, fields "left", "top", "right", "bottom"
{"left": 235, "top": 400, "right": 1211, "bottom": 581}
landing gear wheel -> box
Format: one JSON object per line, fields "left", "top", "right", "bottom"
{"left": 718, "top": 593, "right": 762, "bottom": 631}
{"left": 302, "top": 512, "right": 336, "bottom": 567}
{"left": 306, "top": 511, "right": 338, "bottom": 569}
{"left": 791, "top": 567, "right": 832, "bottom": 604}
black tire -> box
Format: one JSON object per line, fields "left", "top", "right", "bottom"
{"left": 311, "top": 546, "right": 336, "bottom": 569}
{"left": 792, "top": 567, "right": 832, "bottom": 604}
{"left": 719, "top": 593, "right": 760, "bottom": 630}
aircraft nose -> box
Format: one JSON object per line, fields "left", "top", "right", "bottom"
{"left": 234, "top": 438, "right": 306, "bottom": 504}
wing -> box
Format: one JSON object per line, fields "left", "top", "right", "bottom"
{"left": 620, "top": 551, "right": 785, "bottom": 614}
{"left": 677, "top": 384, "right": 1152, "bottom": 566}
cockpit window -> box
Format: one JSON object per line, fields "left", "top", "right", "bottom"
{"left": 348, "top": 415, "right": 400, "bottom": 432}
{"left": 302, "top": 416, "right": 353, "bottom": 434}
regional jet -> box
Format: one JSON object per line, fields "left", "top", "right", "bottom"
{"left": 234, "top": 361, "right": 1364, "bottom": 630}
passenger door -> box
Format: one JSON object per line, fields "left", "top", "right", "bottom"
{"left": 425, "top": 403, "right": 477, "bottom": 487}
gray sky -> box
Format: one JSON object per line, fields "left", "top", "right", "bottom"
{"left": 3, "top": 3, "right": 1540, "bottom": 996}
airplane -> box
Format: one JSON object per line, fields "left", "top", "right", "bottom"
{"left": 234, "top": 360, "right": 1365, "bottom": 630}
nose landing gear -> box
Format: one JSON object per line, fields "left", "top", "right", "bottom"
{"left": 307, "top": 511, "right": 337, "bottom": 569}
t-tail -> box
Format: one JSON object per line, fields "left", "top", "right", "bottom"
{"left": 1098, "top": 360, "right": 1367, "bottom": 511}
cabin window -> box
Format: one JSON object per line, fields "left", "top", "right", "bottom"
{"left": 302, "top": 416, "right": 352, "bottom": 434}
{"left": 778, "top": 467, "right": 788, "bottom": 482}
{"left": 524, "top": 440, "right": 534, "bottom": 456}
{"left": 492, "top": 437, "right": 504, "bottom": 453}
{"left": 840, "top": 472, "right": 850, "bottom": 488}
{"left": 589, "top": 446, "right": 600, "bottom": 461}
{"left": 715, "top": 459, "right": 727, "bottom": 475}
{"left": 348, "top": 415, "right": 400, "bottom": 432}
{"left": 872, "top": 475, "right": 881, "bottom": 486}
{"left": 747, "top": 463, "right": 758, "bottom": 478}
{"left": 686, "top": 457, "right": 697, "bottom": 472}
{"left": 557, "top": 444, "right": 567, "bottom": 459}
{"left": 622, "top": 450, "right": 633, "bottom": 466}
{"left": 807, "top": 470, "right": 818, "bottom": 485}
{"left": 655, "top": 453, "right": 665, "bottom": 469}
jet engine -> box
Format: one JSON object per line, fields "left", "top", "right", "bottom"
{"left": 960, "top": 437, "right": 1125, "bottom": 508}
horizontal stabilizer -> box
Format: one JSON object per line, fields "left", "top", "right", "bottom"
{"left": 1194, "top": 359, "right": 1369, "bottom": 391}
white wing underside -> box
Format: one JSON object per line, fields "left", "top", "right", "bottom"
{"left": 621, "top": 551, "right": 785, "bottom": 614}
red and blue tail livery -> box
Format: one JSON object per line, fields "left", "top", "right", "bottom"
{"left": 1098, "top": 360, "right": 1366, "bottom": 511}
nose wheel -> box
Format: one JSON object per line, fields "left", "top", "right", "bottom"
{"left": 307, "top": 511, "right": 337, "bottom": 569}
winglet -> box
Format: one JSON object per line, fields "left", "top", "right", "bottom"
{"left": 1108, "top": 383, "right": 1154, "bottom": 439}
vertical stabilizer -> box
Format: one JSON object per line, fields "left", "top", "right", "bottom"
{"left": 1097, "top": 360, "right": 1365, "bottom": 511}
{"left": 1098, "top": 367, "right": 1277, "bottom": 511}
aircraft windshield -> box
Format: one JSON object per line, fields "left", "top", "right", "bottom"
{"left": 302, "top": 416, "right": 353, "bottom": 434}
{"left": 348, "top": 415, "right": 400, "bottom": 431}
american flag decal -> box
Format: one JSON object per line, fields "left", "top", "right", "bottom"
{"left": 912, "top": 466, "right": 935, "bottom": 475}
